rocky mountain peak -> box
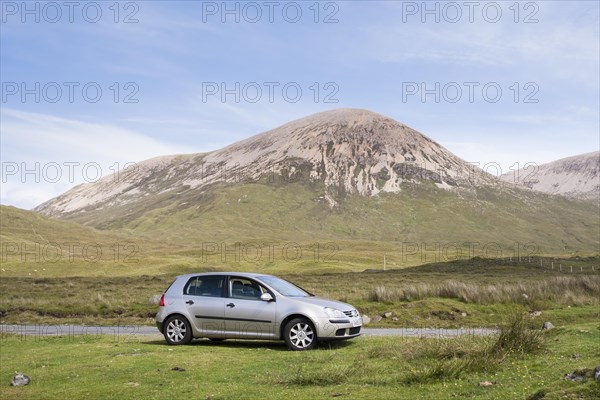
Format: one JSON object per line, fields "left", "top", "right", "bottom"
{"left": 35, "top": 109, "right": 492, "bottom": 216}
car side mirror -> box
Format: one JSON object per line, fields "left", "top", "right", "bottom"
{"left": 260, "top": 293, "right": 274, "bottom": 302}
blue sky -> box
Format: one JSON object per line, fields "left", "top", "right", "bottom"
{"left": 1, "top": 0, "right": 599, "bottom": 209}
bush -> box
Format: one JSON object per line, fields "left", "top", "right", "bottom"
{"left": 491, "top": 310, "right": 545, "bottom": 355}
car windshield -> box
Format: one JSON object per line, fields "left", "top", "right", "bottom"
{"left": 257, "top": 276, "right": 313, "bottom": 297}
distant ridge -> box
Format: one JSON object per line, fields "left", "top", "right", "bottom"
{"left": 500, "top": 151, "right": 599, "bottom": 201}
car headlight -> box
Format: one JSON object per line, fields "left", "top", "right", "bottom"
{"left": 323, "top": 307, "right": 346, "bottom": 318}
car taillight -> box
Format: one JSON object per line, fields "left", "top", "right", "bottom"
{"left": 159, "top": 293, "right": 165, "bottom": 307}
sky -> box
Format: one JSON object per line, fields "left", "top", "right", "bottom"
{"left": 1, "top": 0, "right": 599, "bottom": 209}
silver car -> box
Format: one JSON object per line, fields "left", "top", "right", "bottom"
{"left": 155, "top": 272, "right": 362, "bottom": 350}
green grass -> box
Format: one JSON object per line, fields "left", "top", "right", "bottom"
{"left": 4, "top": 178, "right": 599, "bottom": 274}
{"left": 1, "top": 318, "right": 598, "bottom": 400}
{"left": 1, "top": 217, "right": 598, "bottom": 399}
{"left": 2, "top": 193, "right": 599, "bottom": 278}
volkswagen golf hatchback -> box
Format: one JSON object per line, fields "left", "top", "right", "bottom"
{"left": 155, "top": 272, "right": 362, "bottom": 350}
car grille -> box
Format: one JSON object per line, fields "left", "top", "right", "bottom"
{"left": 343, "top": 310, "right": 359, "bottom": 318}
{"left": 335, "top": 327, "right": 361, "bottom": 336}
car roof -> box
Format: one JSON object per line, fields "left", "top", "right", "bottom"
{"left": 175, "top": 272, "right": 274, "bottom": 280}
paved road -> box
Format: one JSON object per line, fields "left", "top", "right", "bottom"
{"left": 0, "top": 324, "right": 497, "bottom": 338}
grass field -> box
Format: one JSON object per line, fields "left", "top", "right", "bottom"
{"left": 1, "top": 316, "right": 599, "bottom": 400}
{"left": 1, "top": 238, "right": 598, "bottom": 399}
{"left": 0, "top": 260, "right": 598, "bottom": 400}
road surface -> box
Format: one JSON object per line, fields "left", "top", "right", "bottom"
{"left": 0, "top": 324, "right": 497, "bottom": 338}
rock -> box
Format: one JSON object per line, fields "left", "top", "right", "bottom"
{"left": 479, "top": 381, "right": 496, "bottom": 387}
{"left": 431, "top": 310, "right": 456, "bottom": 320}
{"left": 594, "top": 365, "right": 600, "bottom": 381}
{"left": 460, "top": 312, "right": 467, "bottom": 317}
{"left": 541, "top": 321, "right": 554, "bottom": 330}
{"left": 10, "top": 373, "right": 30, "bottom": 386}
{"left": 361, "top": 315, "right": 371, "bottom": 325}
{"left": 527, "top": 390, "right": 546, "bottom": 400}
{"left": 529, "top": 310, "right": 542, "bottom": 317}
{"left": 564, "top": 372, "right": 585, "bottom": 382}
{"left": 383, "top": 312, "right": 393, "bottom": 318}
{"left": 149, "top": 295, "right": 161, "bottom": 305}
{"left": 391, "top": 317, "right": 398, "bottom": 321}
{"left": 373, "top": 315, "right": 383, "bottom": 323}
{"left": 522, "top": 293, "right": 529, "bottom": 300}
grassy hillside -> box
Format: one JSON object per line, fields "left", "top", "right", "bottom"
{"left": 51, "top": 180, "right": 599, "bottom": 253}
{"left": 0, "top": 205, "right": 188, "bottom": 277}
{"left": 2, "top": 178, "right": 598, "bottom": 278}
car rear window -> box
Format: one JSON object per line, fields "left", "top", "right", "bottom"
{"left": 183, "top": 276, "right": 225, "bottom": 297}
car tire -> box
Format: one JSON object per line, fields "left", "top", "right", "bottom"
{"left": 283, "top": 318, "right": 317, "bottom": 351}
{"left": 163, "top": 315, "right": 192, "bottom": 345}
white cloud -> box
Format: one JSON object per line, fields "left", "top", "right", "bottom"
{"left": 1, "top": 108, "right": 190, "bottom": 209}
{"left": 356, "top": 2, "right": 599, "bottom": 84}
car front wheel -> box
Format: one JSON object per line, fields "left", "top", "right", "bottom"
{"left": 164, "top": 315, "right": 192, "bottom": 345}
{"left": 283, "top": 318, "right": 317, "bottom": 351}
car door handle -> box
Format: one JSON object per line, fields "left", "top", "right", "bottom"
{"left": 226, "top": 303, "right": 235, "bottom": 308}
{"left": 186, "top": 300, "right": 194, "bottom": 305}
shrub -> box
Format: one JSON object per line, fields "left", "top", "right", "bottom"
{"left": 491, "top": 310, "right": 545, "bottom": 355}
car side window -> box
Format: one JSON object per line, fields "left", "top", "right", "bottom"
{"left": 229, "top": 278, "right": 267, "bottom": 300}
{"left": 183, "top": 276, "right": 225, "bottom": 297}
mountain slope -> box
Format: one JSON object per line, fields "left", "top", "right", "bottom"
{"left": 32, "top": 109, "right": 599, "bottom": 256}
{"left": 35, "top": 109, "right": 492, "bottom": 217}
{"left": 0, "top": 205, "right": 133, "bottom": 275}
{"left": 500, "top": 151, "right": 599, "bottom": 200}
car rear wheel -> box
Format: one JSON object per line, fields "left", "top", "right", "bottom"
{"left": 283, "top": 318, "right": 316, "bottom": 351}
{"left": 164, "top": 315, "right": 192, "bottom": 345}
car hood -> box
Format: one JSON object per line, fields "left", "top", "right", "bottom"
{"left": 289, "top": 296, "right": 355, "bottom": 311}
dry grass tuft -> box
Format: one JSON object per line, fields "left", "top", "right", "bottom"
{"left": 369, "top": 276, "right": 600, "bottom": 305}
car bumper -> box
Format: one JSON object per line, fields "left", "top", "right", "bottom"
{"left": 315, "top": 316, "right": 362, "bottom": 340}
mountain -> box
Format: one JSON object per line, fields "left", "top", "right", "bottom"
{"left": 35, "top": 109, "right": 492, "bottom": 217}
{"left": 500, "top": 152, "right": 599, "bottom": 201}
{"left": 33, "top": 109, "right": 598, "bottom": 257}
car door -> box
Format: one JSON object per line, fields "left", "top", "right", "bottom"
{"left": 182, "top": 275, "right": 226, "bottom": 338}
{"left": 224, "top": 277, "right": 277, "bottom": 339}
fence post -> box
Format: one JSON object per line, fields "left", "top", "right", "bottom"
{"left": 570, "top": 265, "right": 573, "bottom": 273}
